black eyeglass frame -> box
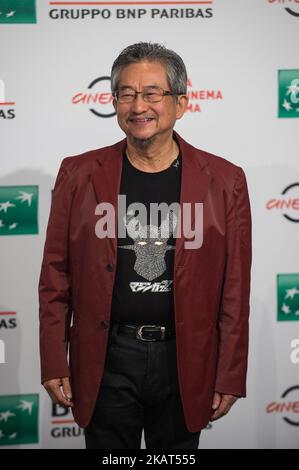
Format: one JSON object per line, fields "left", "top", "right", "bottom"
{"left": 112, "top": 86, "right": 185, "bottom": 103}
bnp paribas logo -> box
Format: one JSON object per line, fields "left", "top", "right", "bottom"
{"left": 278, "top": 70, "right": 299, "bottom": 118}
{"left": 0, "top": 79, "right": 16, "bottom": 119}
{"left": 0, "top": 0, "right": 36, "bottom": 24}
{"left": 277, "top": 274, "right": 299, "bottom": 322}
{"left": 0, "top": 394, "right": 39, "bottom": 446}
{"left": 0, "top": 186, "right": 38, "bottom": 236}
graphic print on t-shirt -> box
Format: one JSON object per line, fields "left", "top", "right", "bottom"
{"left": 119, "top": 208, "right": 177, "bottom": 282}
{"left": 110, "top": 151, "right": 181, "bottom": 324}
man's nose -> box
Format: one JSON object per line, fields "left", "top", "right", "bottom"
{"left": 130, "top": 93, "right": 149, "bottom": 113}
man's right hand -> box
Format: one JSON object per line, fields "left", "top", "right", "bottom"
{"left": 43, "top": 377, "right": 74, "bottom": 408}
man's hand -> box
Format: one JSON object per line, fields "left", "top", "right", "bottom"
{"left": 210, "top": 392, "right": 239, "bottom": 421}
{"left": 43, "top": 377, "right": 74, "bottom": 408}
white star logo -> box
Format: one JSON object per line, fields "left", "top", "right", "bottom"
{"left": 0, "top": 411, "right": 16, "bottom": 422}
{"left": 15, "top": 191, "right": 33, "bottom": 207}
{"left": 281, "top": 303, "right": 291, "bottom": 315}
{"left": 17, "top": 400, "right": 34, "bottom": 415}
{"left": 6, "top": 11, "right": 16, "bottom": 18}
{"left": 282, "top": 99, "right": 292, "bottom": 111}
{"left": 286, "top": 83, "right": 299, "bottom": 95}
{"left": 285, "top": 287, "right": 299, "bottom": 300}
{"left": 0, "top": 201, "right": 16, "bottom": 213}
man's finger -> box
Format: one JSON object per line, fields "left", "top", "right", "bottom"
{"left": 43, "top": 378, "right": 74, "bottom": 407}
{"left": 62, "top": 377, "right": 74, "bottom": 406}
{"left": 212, "top": 392, "right": 221, "bottom": 410}
{"left": 211, "top": 401, "right": 231, "bottom": 421}
{"left": 210, "top": 394, "right": 238, "bottom": 421}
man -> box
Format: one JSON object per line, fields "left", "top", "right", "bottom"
{"left": 39, "top": 42, "right": 252, "bottom": 449}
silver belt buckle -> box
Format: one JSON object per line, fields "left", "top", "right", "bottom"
{"left": 136, "top": 325, "right": 166, "bottom": 342}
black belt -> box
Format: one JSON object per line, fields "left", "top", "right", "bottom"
{"left": 116, "top": 324, "right": 176, "bottom": 342}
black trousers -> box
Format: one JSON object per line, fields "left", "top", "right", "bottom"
{"left": 84, "top": 323, "right": 201, "bottom": 449}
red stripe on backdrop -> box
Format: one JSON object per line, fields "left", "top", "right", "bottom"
{"left": 50, "top": 2, "right": 213, "bottom": 5}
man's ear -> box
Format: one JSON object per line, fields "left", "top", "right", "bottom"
{"left": 112, "top": 98, "right": 117, "bottom": 112}
{"left": 176, "top": 95, "right": 189, "bottom": 120}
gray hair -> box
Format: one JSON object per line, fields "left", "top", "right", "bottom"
{"left": 110, "top": 42, "right": 187, "bottom": 97}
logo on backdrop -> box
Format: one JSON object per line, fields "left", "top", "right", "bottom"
{"left": 0, "top": 394, "right": 39, "bottom": 445}
{"left": 0, "top": 80, "right": 15, "bottom": 120}
{"left": 290, "top": 339, "right": 299, "bottom": 364}
{"left": 266, "top": 386, "right": 299, "bottom": 426}
{"left": 268, "top": 0, "right": 299, "bottom": 17}
{"left": 278, "top": 70, "right": 299, "bottom": 118}
{"left": 72, "top": 76, "right": 223, "bottom": 117}
{"left": 266, "top": 183, "right": 299, "bottom": 222}
{"left": 186, "top": 78, "right": 223, "bottom": 113}
{"left": 0, "top": 0, "right": 36, "bottom": 23}
{"left": 0, "top": 186, "right": 38, "bottom": 236}
{"left": 72, "top": 77, "right": 115, "bottom": 118}
{"left": 277, "top": 274, "right": 299, "bottom": 322}
{"left": 50, "top": 404, "right": 84, "bottom": 439}
{"left": 0, "top": 311, "right": 17, "bottom": 364}
{"left": 48, "top": 0, "right": 214, "bottom": 21}
{"left": 0, "top": 311, "right": 17, "bottom": 330}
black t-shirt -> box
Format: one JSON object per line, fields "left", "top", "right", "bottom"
{"left": 110, "top": 151, "right": 182, "bottom": 326}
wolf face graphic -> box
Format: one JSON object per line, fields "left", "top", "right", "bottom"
{"left": 120, "top": 209, "right": 178, "bottom": 281}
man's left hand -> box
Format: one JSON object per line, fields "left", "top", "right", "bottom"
{"left": 210, "top": 392, "right": 239, "bottom": 421}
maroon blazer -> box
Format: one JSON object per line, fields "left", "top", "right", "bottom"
{"left": 39, "top": 131, "right": 252, "bottom": 432}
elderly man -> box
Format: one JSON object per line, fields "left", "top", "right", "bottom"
{"left": 39, "top": 42, "right": 252, "bottom": 449}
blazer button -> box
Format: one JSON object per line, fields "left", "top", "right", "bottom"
{"left": 100, "top": 320, "right": 108, "bottom": 329}
{"left": 106, "top": 263, "right": 114, "bottom": 272}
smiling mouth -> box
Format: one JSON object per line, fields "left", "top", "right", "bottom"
{"left": 129, "top": 117, "right": 154, "bottom": 124}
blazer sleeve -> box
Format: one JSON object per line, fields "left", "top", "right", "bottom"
{"left": 39, "top": 158, "right": 73, "bottom": 383}
{"left": 214, "top": 166, "right": 252, "bottom": 397}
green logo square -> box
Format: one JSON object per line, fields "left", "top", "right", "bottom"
{"left": 0, "top": 394, "right": 39, "bottom": 446}
{"left": 277, "top": 274, "right": 299, "bottom": 322}
{"left": 0, "top": 186, "right": 38, "bottom": 235}
{"left": 278, "top": 70, "right": 299, "bottom": 118}
{"left": 0, "top": 0, "right": 36, "bottom": 24}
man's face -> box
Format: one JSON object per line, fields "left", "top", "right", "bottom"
{"left": 113, "top": 60, "right": 188, "bottom": 146}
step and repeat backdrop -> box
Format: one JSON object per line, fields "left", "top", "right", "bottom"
{"left": 0, "top": 0, "right": 298, "bottom": 449}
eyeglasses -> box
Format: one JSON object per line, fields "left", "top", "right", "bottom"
{"left": 113, "top": 86, "right": 183, "bottom": 103}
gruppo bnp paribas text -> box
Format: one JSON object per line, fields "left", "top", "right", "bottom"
{"left": 49, "top": 8, "right": 213, "bottom": 20}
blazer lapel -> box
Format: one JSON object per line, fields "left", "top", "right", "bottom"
{"left": 174, "top": 132, "right": 212, "bottom": 265}
{"left": 91, "top": 139, "right": 125, "bottom": 257}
